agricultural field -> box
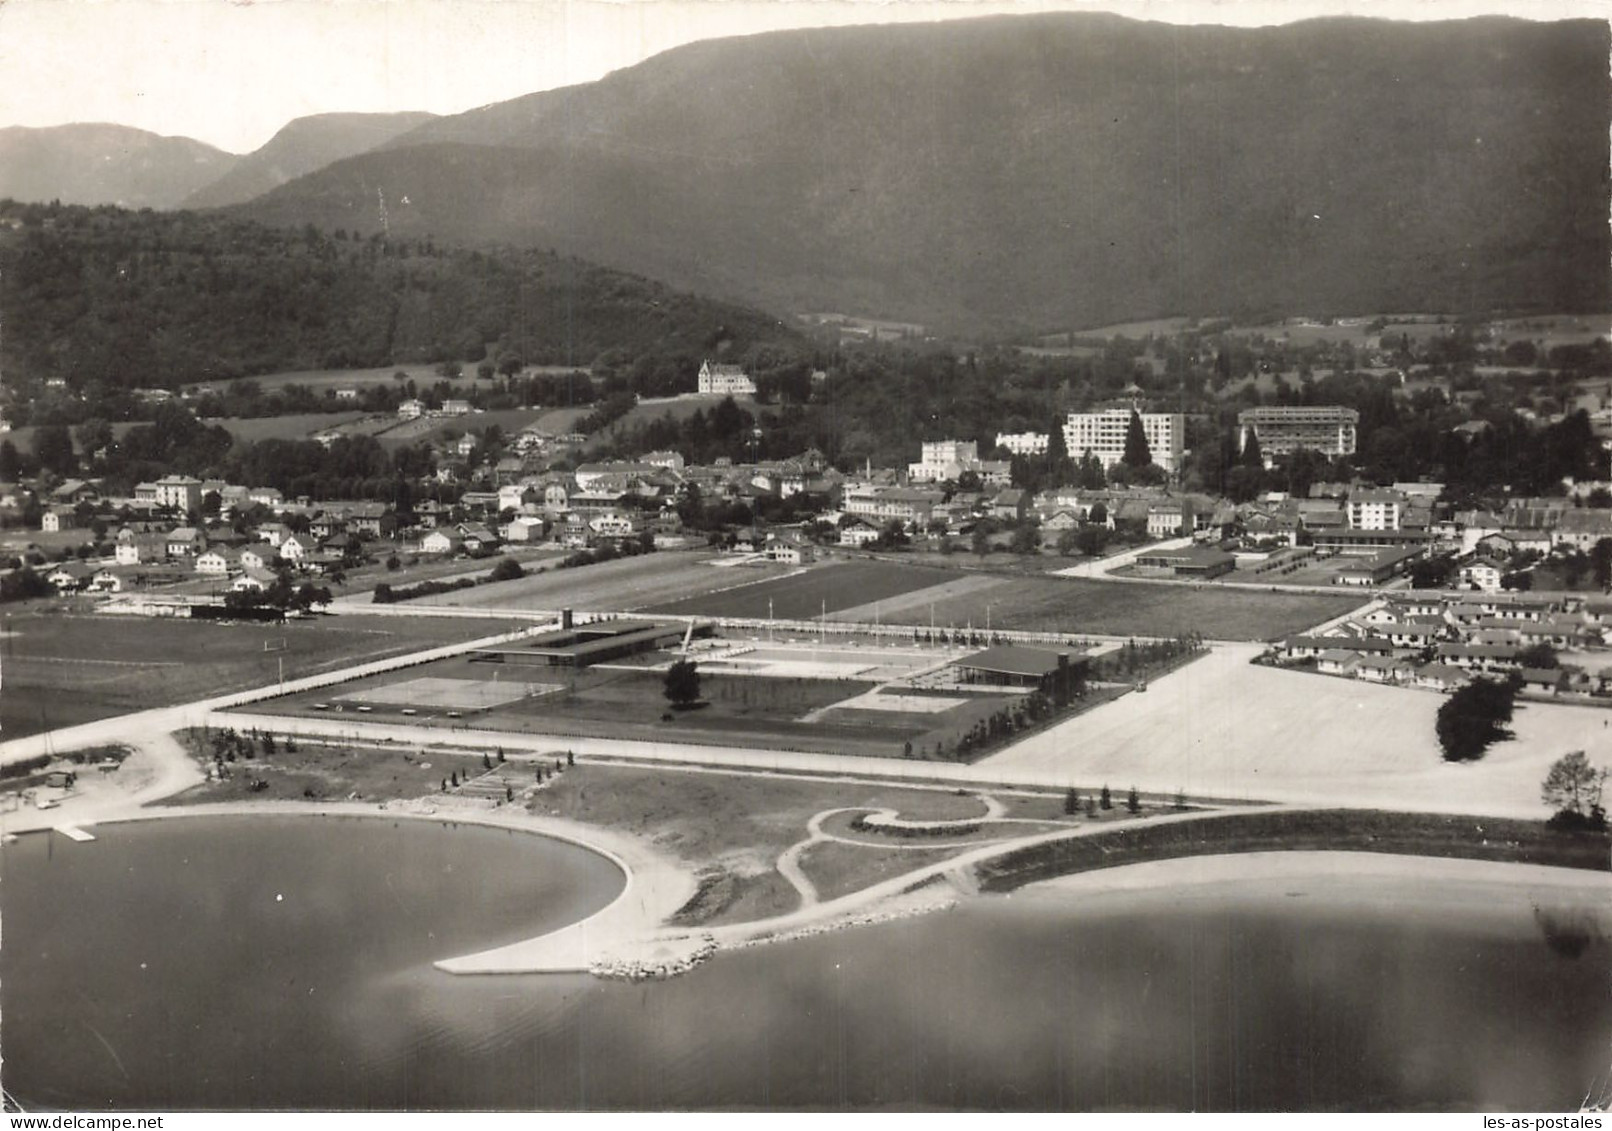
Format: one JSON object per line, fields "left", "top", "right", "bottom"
{"left": 877, "top": 574, "right": 1364, "bottom": 641}
{"left": 226, "top": 363, "right": 447, "bottom": 392}
{"left": 204, "top": 412, "right": 369, "bottom": 444}
{"left": 0, "top": 612, "right": 525, "bottom": 739}
{"left": 647, "top": 559, "right": 965, "bottom": 620}
{"left": 401, "top": 549, "right": 766, "bottom": 611}
{"left": 377, "top": 407, "right": 558, "bottom": 450}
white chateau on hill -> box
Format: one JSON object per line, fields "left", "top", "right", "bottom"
{"left": 994, "top": 431, "right": 1049, "bottom": 456}
{"left": 698, "top": 360, "right": 757, "bottom": 396}
{"left": 1063, "top": 409, "right": 1185, "bottom": 473}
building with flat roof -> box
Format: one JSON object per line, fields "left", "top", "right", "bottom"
{"left": 1237, "top": 406, "right": 1359, "bottom": 466}
{"left": 1063, "top": 409, "right": 1184, "bottom": 473}
{"left": 472, "top": 619, "right": 706, "bottom": 668}
{"left": 1133, "top": 546, "right": 1237, "bottom": 579}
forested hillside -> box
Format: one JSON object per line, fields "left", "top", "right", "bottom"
{"left": 0, "top": 201, "right": 803, "bottom": 393}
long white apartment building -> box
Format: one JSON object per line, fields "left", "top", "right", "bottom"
{"left": 1237, "top": 406, "right": 1359, "bottom": 466}
{"left": 1062, "top": 410, "right": 1184, "bottom": 473}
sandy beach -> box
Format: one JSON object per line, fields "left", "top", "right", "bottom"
{"left": 1012, "top": 849, "right": 1612, "bottom": 919}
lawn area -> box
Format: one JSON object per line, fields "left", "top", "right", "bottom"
{"left": 528, "top": 763, "right": 1052, "bottom": 925}
{"left": 204, "top": 412, "right": 369, "bottom": 443}
{"left": 880, "top": 575, "right": 1363, "bottom": 641}
{"left": 0, "top": 611, "right": 525, "bottom": 738}
{"left": 797, "top": 840, "right": 967, "bottom": 903}
{"left": 647, "top": 559, "right": 967, "bottom": 620}
{"left": 166, "top": 730, "right": 496, "bottom": 806}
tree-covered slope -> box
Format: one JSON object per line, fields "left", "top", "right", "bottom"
{"left": 0, "top": 201, "right": 802, "bottom": 390}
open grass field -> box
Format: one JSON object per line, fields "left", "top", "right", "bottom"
{"left": 168, "top": 731, "right": 495, "bottom": 807}
{"left": 229, "top": 363, "right": 449, "bottom": 392}
{"left": 531, "top": 762, "right": 1059, "bottom": 925}
{"left": 401, "top": 549, "right": 765, "bottom": 611}
{"left": 0, "top": 612, "right": 525, "bottom": 739}
{"left": 981, "top": 642, "right": 1612, "bottom": 819}
{"left": 647, "top": 559, "right": 967, "bottom": 621}
{"left": 877, "top": 575, "right": 1362, "bottom": 641}
{"left": 203, "top": 412, "right": 369, "bottom": 444}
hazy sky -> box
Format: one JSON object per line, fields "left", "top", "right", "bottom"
{"left": 0, "top": 0, "right": 1602, "bottom": 153}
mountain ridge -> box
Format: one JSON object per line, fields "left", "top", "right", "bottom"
{"left": 235, "top": 12, "right": 1609, "bottom": 334}
{"left": 0, "top": 123, "right": 238, "bottom": 209}
{"left": 183, "top": 111, "right": 440, "bottom": 209}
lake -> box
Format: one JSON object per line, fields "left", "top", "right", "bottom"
{"left": 2, "top": 815, "right": 1606, "bottom": 1111}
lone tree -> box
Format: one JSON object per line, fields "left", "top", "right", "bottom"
{"left": 1064, "top": 788, "right": 1079, "bottom": 815}
{"left": 1542, "top": 750, "right": 1607, "bottom": 829}
{"left": 1099, "top": 784, "right": 1113, "bottom": 810}
{"left": 1436, "top": 676, "right": 1517, "bottom": 762}
{"left": 1126, "top": 786, "right": 1142, "bottom": 814}
{"left": 664, "top": 658, "right": 702, "bottom": 709}
{"left": 1122, "top": 409, "right": 1152, "bottom": 468}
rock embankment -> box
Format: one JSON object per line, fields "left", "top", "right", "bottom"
{"left": 591, "top": 935, "right": 717, "bottom": 982}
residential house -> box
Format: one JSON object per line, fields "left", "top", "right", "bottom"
{"left": 1316, "top": 649, "right": 1360, "bottom": 676}
{"left": 309, "top": 514, "right": 345, "bottom": 541}
{"left": 41, "top": 507, "right": 77, "bottom": 533}
{"left": 991, "top": 488, "right": 1029, "bottom": 523}
{"left": 231, "top": 567, "right": 276, "bottom": 592}
{"left": 502, "top": 516, "right": 547, "bottom": 542}
{"left": 345, "top": 504, "right": 394, "bottom": 539}
{"left": 166, "top": 526, "right": 206, "bottom": 558}
{"left": 421, "top": 530, "right": 461, "bottom": 555}
{"left": 1413, "top": 663, "right": 1471, "bottom": 692}
{"left": 277, "top": 534, "right": 309, "bottom": 563}
{"left": 1457, "top": 555, "right": 1506, "bottom": 592}
{"left": 195, "top": 549, "right": 231, "bottom": 576}
{"left": 45, "top": 561, "right": 92, "bottom": 591}
{"left": 1552, "top": 509, "right": 1612, "bottom": 552}
{"left": 1518, "top": 668, "right": 1566, "bottom": 696}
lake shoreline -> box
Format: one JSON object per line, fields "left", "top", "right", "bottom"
{"left": 14, "top": 799, "right": 1607, "bottom": 980}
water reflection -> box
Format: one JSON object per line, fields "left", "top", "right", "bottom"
{"left": 3, "top": 819, "right": 1607, "bottom": 1111}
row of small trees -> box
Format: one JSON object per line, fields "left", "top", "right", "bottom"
{"left": 1094, "top": 633, "right": 1206, "bottom": 680}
